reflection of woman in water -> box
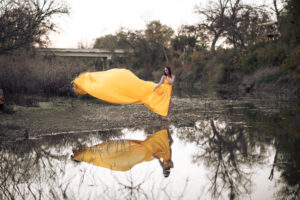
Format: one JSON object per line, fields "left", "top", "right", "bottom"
{"left": 72, "top": 129, "right": 174, "bottom": 177}
{"left": 72, "top": 67, "right": 174, "bottom": 119}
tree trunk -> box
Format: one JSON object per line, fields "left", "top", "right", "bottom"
{"left": 211, "top": 32, "right": 220, "bottom": 53}
{"left": 162, "top": 47, "right": 169, "bottom": 65}
{"left": 211, "top": 37, "right": 218, "bottom": 53}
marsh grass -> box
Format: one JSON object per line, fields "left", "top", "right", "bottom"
{"left": 0, "top": 51, "right": 94, "bottom": 103}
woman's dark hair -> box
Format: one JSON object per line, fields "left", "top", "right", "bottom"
{"left": 162, "top": 160, "right": 174, "bottom": 178}
{"left": 164, "top": 66, "right": 172, "bottom": 77}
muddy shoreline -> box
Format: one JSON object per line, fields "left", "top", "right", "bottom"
{"left": 1, "top": 85, "right": 297, "bottom": 142}
{"left": 0, "top": 96, "right": 214, "bottom": 141}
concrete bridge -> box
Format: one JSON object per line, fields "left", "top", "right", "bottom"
{"left": 36, "top": 48, "right": 129, "bottom": 70}
{"left": 36, "top": 48, "right": 128, "bottom": 60}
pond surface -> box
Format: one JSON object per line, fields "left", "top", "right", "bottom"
{"left": 0, "top": 92, "right": 299, "bottom": 200}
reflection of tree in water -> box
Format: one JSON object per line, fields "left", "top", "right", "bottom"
{"left": 0, "top": 129, "right": 123, "bottom": 200}
{"left": 245, "top": 106, "right": 300, "bottom": 200}
{"left": 112, "top": 171, "right": 150, "bottom": 199}
{"left": 0, "top": 128, "right": 185, "bottom": 200}
{"left": 0, "top": 140, "right": 67, "bottom": 199}
{"left": 175, "top": 98, "right": 299, "bottom": 199}
{"left": 177, "top": 118, "right": 266, "bottom": 199}
{"left": 274, "top": 138, "right": 300, "bottom": 200}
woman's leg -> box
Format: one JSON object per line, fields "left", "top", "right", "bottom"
{"left": 169, "top": 99, "right": 173, "bottom": 109}
{"left": 163, "top": 99, "right": 172, "bottom": 121}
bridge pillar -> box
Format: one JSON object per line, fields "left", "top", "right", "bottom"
{"left": 95, "top": 57, "right": 109, "bottom": 71}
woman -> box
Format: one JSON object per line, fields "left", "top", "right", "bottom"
{"left": 72, "top": 67, "right": 174, "bottom": 119}
{"left": 71, "top": 129, "right": 174, "bottom": 177}
{"left": 153, "top": 66, "right": 175, "bottom": 121}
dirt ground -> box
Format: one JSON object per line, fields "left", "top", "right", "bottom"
{"left": 0, "top": 95, "right": 217, "bottom": 141}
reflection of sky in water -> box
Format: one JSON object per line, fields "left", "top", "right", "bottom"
{"left": 64, "top": 128, "right": 207, "bottom": 199}
{"left": 174, "top": 122, "right": 277, "bottom": 200}
{"left": 38, "top": 124, "right": 277, "bottom": 200}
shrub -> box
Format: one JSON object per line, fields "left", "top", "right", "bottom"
{"left": 239, "top": 41, "right": 287, "bottom": 73}
{"left": 281, "top": 45, "right": 300, "bottom": 70}
{"left": 256, "top": 42, "right": 286, "bottom": 67}
{"left": 0, "top": 51, "right": 93, "bottom": 97}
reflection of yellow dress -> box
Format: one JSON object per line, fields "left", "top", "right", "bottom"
{"left": 72, "top": 129, "right": 171, "bottom": 171}
{"left": 72, "top": 68, "right": 172, "bottom": 116}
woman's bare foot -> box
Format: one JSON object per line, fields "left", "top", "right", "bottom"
{"left": 162, "top": 116, "right": 171, "bottom": 121}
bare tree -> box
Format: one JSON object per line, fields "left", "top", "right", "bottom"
{"left": 0, "top": 0, "right": 69, "bottom": 55}
{"left": 195, "top": 0, "right": 229, "bottom": 53}
{"left": 195, "top": 0, "right": 270, "bottom": 51}
{"left": 272, "top": 0, "right": 284, "bottom": 22}
{"left": 225, "top": 1, "right": 270, "bottom": 48}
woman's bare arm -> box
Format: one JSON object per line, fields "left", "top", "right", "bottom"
{"left": 167, "top": 131, "right": 173, "bottom": 146}
{"left": 166, "top": 75, "right": 175, "bottom": 85}
{"left": 153, "top": 75, "right": 166, "bottom": 91}
{"left": 153, "top": 154, "right": 163, "bottom": 167}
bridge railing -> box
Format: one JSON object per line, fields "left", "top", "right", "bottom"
{"left": 36, "top": 48, "right": 129, "bottom": 60}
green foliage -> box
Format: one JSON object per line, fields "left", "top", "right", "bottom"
{"left": 171, "top": 35, "right": 196, "bottom": 53}
{"left": 171, "top": 25, "right": 206, "bottom": 54}
{"left": 93, "top": 21, "right": 175, "bottom": 79}
{"left": 256, "top": 43, "right": 286, "bottom": 66}
{"left": 281, "top": 45, "right": 300, "bottom": 70}
{"left": 239, "top": 48, "right": 258, "bottom": 73}
{"left": 279, "top": 0, "right": 300, "bottom": 47}
{"left": 174, "top": 50, "right": 207, "bottom": 82}
{"left": 145, "top": 20, "right": 174, "bottom": 48}
{"left": 93, "top": 34, "right": 119, "bottom": 51}
{"left": 239, "top": 42, "right": 287, "bottom": 73}
{"left": 191, "top": 51, "right": 206, "bottom": 77}
{"left": 258, "top": 74, "right": 280, "bottom": 83}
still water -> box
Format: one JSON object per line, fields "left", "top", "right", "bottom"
{"left": 0, "top": 93, "right": 299, "bottom": 200}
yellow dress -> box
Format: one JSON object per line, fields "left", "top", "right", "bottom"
{"left": 72, "top": 68, "right": 172, "bottom": 116}
{"left": 71, "top": 129, "right": 171, "bottom": 171}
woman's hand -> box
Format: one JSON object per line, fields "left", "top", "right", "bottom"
{"left": 153, "top": 75, "right": 166, "bottom": 92}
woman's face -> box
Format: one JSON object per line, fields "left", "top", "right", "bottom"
{"left": 164, "top": 67, "right": 169, "bottom": 75}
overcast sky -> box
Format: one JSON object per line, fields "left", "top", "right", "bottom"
{"left": 48, "top": 0, "right": 273, "bottom": 48}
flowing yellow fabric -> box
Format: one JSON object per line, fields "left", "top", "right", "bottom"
{"left": 72, "top": 129, "right": 171, "bottom": 171}
{"left": 72, "top": 68, "right": 172, "bottom": 116}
